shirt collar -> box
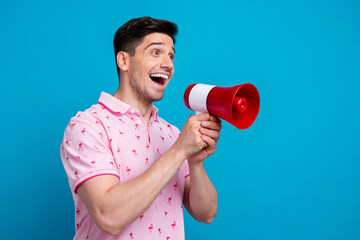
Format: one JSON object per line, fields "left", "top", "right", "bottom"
{"left": 98, "top": 92, "right": 159, "bottom": 120}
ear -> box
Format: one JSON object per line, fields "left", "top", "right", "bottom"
{"left": 116, "top": 51, "right": 129, "bottom": 72}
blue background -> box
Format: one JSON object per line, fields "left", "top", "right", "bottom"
{"left": 1, "top": 0, "right": 359, "bottom": 239}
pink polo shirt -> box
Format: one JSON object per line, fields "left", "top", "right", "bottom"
{"left": 60, "top": 92, "right": 189, "bottom": 240}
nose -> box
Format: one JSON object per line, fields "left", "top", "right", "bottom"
{"left": 160, "top": 55, "right": 174, "bottom": 70}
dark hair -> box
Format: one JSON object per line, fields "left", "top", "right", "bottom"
{"left": 113, "top": 16, "right": 178, "bottom": 75}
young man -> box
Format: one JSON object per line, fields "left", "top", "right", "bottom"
{"left": 60, "top": 16, "right": 221, "bottom": 240}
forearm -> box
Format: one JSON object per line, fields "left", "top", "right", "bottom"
{"left": 186, "top": 161, "right": 218, "bottom": 223}
{"left": 82, "top": 146, "right": 186, "bottom": 235}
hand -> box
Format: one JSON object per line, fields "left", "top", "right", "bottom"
{"left": 173, "top": 113, "right": 221, "bottom": 164}
{"left": 188, "top": 114, "right": 221, "bottom": 164}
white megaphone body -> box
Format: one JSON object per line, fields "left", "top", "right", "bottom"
{"left": 184, "top": 83, "right": 260, "bottom": 129}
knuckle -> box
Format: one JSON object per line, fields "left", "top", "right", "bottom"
{"left": 192, "top": 126, "right": 199, "bottom": 134}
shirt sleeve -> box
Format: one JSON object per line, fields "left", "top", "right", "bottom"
{"left": 60, "top": 112, "right": 119, "bottom": 193}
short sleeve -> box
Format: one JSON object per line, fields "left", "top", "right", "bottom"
{"left": 60, "top": 112, "right": 119, "bottom": 193}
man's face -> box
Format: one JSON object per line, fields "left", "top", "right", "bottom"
{"left": 127, "top": 32, "right": 175, "bottom": 105}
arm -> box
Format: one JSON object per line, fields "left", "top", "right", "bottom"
{"left": 77, "top": 113, "right": 213, "bottom": 236}
{"left": 77, "top": 146, "right": 186, "bottom": 236}
{"left": 183, "top": 115, "right": 221, "bottom": 223}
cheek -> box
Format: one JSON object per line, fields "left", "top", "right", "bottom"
{"left": 169, "top": 69, "right": 175, "bottom": 79}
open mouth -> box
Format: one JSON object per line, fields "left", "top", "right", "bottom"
{"left": 149, "top": 73, "right": 169, "bottom": 86}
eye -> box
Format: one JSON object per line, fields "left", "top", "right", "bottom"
{"left": 169, "top": 54, "right": 174, "bottom": 60}
{"left": 151, "top": 50, "right": 160, "bottom": 56}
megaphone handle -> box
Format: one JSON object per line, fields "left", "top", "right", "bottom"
{"left": 195, "top": 111, "right": 202, "bottom": 115}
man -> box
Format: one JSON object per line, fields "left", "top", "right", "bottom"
{"left": 60, "top": 16, "right": 221, "bottom": 240}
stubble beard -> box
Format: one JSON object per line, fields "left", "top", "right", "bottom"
{"left": 130, "top": 75, "right": 165, "bottom": 105}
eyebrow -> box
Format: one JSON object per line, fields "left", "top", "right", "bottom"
{"left": 145, "top": 42, "right": 175, "bottom": 54}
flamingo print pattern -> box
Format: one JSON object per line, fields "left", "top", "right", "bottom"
{"left": 78, "top": 143, "right": 83, "bottom": 151}
{"left": 171, "top": 221, "right": 176, "bottom": 230}
{"left": 132, "top": 149, "right": 138, "bottom": 157}
{"left": 148, "top": 224, "right": 153, "bottom": 234}
{"left": 60, "top": 92, "right": 189, "bottom": 240}
{"left": 81, "top": 128, "right": 86, "bottom": 136}
{"left": 126, "top": 166, "right": 131, "bottom": 176}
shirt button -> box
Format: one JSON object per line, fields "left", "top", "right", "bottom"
{"left": 130, "top": 109, "right": 135, "bottom": 114}
{"left": 137, "top": 120, "right": 141, "bottom": 124}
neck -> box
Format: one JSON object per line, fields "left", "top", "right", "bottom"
{"left": 113, "top": 85, "right": 153, "bottom": 126}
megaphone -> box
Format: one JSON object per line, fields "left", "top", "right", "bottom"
{"left": 184, "top": 83, "right": 260, "bottom": 129}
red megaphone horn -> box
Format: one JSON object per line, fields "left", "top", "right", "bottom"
{"left": 184, "top": 83, "right": 260, "bottom": 129}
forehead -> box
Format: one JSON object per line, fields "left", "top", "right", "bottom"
{"left": 139, "top": 33, "right": 174, "bottom": 50}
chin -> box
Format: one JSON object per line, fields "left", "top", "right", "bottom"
{"left": 152, "top": 95, "right": 165, "bottom": 102}
{"left": 154, "top": 91, "right": 167, "bottom": 102}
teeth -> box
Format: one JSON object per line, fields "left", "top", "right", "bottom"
{"left": 150, "top": 73, "right": 169, "bottom": 80}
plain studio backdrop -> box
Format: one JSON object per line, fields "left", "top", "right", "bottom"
{"left": 1, "top": 0, "right": 359, "bottom": 239}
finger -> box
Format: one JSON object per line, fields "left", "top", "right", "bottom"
{"left": 201, "top": 134, "right": 216, "bottom": 148}
{"left": 199, "top": 127, "right": 220, "bottom": 140}
{"left": 201, "top": 120, "right": 222, "bottom": 131}
{"left": 193, "top": 112, "right": 210, "bottom": 121}
{"left": 209, "top": 115, "right": 221, "bottom": 123}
